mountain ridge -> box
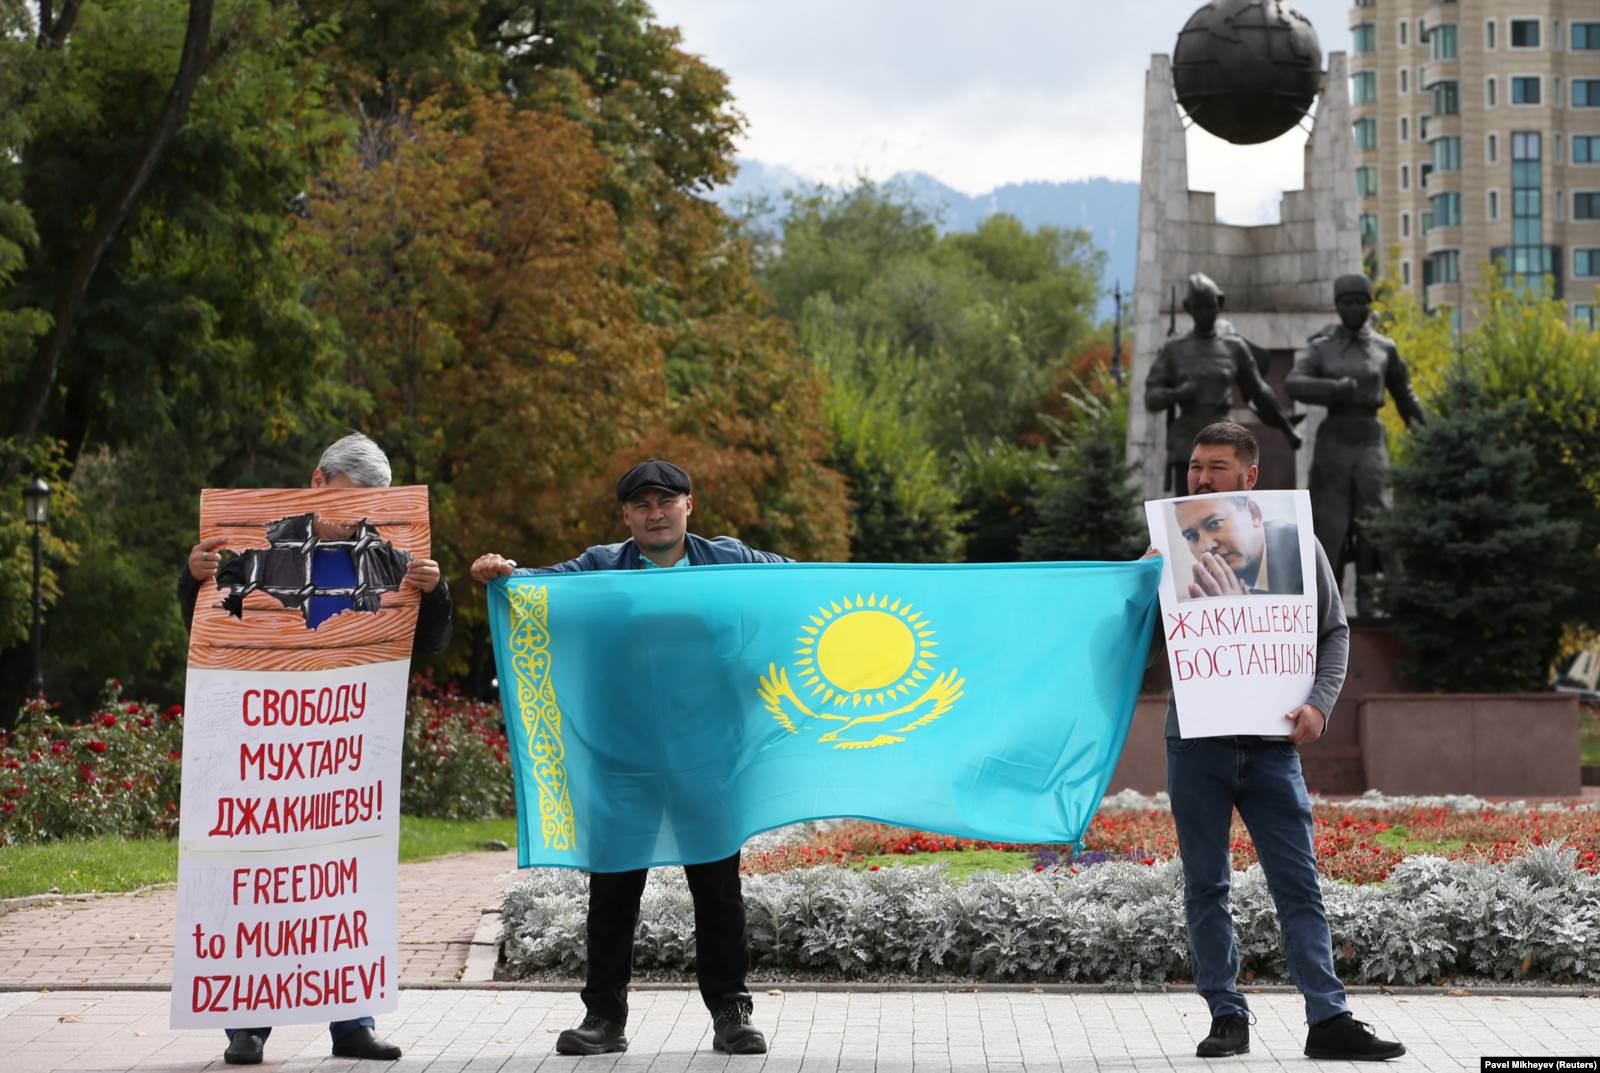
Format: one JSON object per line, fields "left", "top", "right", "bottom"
{"left": 710, "top": 159, "right": 1139, "bottom": 319}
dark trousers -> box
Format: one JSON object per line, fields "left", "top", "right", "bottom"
{"left": 225, "top": 1017, "right": 372, "bottom": 1042}
{"left": 581, "top": 851, "right": 750, "bottom": 1024}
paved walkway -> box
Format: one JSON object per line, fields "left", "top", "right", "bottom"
{"left": 0, "top": 851, "right": 521, "bottom": 987}
{"left": 0, "top": 987, "right": 1595, "bottom": 1073}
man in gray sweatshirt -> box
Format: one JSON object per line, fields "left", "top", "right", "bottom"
{"left": 1158, "top": 422, "right": 1404, "bottom": 1062}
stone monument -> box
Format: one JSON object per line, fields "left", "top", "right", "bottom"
{"left": 1285, "top": 273, "right": 1426, "bottom": 618}
{"left": 1129, "top": 0, "right": 1371, "bottom": 792}
{"left": 1144, "top": 272, "right": 1304, "bottom": 494}
{"left": 1129, "top": 0, "right": 1363, "bottom": 501}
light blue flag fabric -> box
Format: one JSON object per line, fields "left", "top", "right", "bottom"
{"left": 488, "top": 559, "right": 1161, "bottom": 871}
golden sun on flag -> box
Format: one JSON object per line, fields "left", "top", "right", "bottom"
{"left": 793, "top": 594, "right": 937, "bottom": 708}
{"left": 758, "top": 593, "right": 964, "bottom": 750}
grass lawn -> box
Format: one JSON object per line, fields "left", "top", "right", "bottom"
{"left": 397, "top": 815, "right": 517, "bottom": 863}
{"left": 1374, "top": 824, "right": 1467, "bottom": 856}
{"left": 857, "top": 848, "right": 1035, "bottom": 881}
{"left": 0, "top": 816, "right": 519, "bottom": 899}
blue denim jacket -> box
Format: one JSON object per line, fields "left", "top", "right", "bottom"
{"left": 514, "top": 532, "right": 791, "bottom": 574}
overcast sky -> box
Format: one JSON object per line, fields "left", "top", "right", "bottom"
{"left": 649, "top": 0, "right": 1354, "bottom": 225}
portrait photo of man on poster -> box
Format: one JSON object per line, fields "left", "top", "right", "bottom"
{"left": 1166, "top": 491, "right": 1305, "bottom": 603}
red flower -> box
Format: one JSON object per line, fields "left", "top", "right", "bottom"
{"left": 27, "top": 751, "right": 40, "bottom": 762}
{"left": 140, "top": 717, "right": 153, "bottom": 728}
{"left": 85, "top": 740, "right": 108, "bottom": 753}
{"left": 120, "top": 779, "right": 134, "bottom": 790}
{"left": 100, "top": 714, "right": 119, "bottom": 727}
{"left": 50, "top": 740, "right": 69, "bottom": 756}
{"left": 124, "top": 702, "right": 141, "bottom": 714}
{"left": 165, "top": 704, "right": 182, "bottom": 716}
{"left": 168, "top": 751, "right": 182, "bottom": 761}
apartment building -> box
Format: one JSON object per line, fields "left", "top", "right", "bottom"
{"left": 1349, "top": 0, "right": 1600, "bottom": 327}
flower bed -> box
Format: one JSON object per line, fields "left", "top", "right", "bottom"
{"left": 400, "top": 676, "right": 515, "bottom": 820}
{"left": 0, "top": 684, "right": 184, "bottom": 846}
{"left": 501, "top": 844, "right": 1600, "bottom": 985}
{"left": 1, "top": 676, "right": 516, "bottom": 845}
{"left": 744, "top": 792, "right": 1600, "bottom": 883}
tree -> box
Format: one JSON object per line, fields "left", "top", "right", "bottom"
{"left": 297, "top": 92, "right": 848, "bottom": 681}
{"left": 1456, "top": 269, "right": 1600, "bottom": 638}
{"left": 763, "top": 183, "right": 1105, "bottom": 456}
{"left": 0, "top": 0, "right": 346, "bottom": 718}
{"left": 295, "top": 93, "right": 663, "bottom": 596}
{"left": 1372, "top": 251, "right": 1456, "bottom": 458}
{"left": 955, "top": 439, "right": 1046, "bottom": 563}
{"left": 1020, "top": 375, "right": 1146, "bottom": 563}
{"left": 1367, "top": 374, "right": 1580, "bottom": 691}
{"left": 8, "top": 0, "right": 217, "bottom": 457}
{"left": 799, "top": 313, "right": 963, "bottom": 563}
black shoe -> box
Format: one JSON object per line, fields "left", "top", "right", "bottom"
{"left": 1305, "top": 1013, "right": 1406, "bottom": 1061}
{"left": 555, "top": 1014, "right": 628, "bottom": 1056}
{"left": 711, "top": 999, "right": 767, "bottom": 1055}
{"left": 223, "top": 1031, "right": 266, "bottom": 1065}
{"left": 1196, "top": 1013, "right": 1250, "bottom": 1058}
{"left": 331, "top": 1027, "right": 403, "bottom": 1061}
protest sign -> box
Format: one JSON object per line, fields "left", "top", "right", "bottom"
{"left": 1143, "top": 489, "right": 1319, "bottom": 737}
{"left": 170, "top": 487, "right": 427, "bottom": 1029}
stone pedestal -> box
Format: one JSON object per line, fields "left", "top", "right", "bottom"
{"left": 1360, "top": 693, "right": 1583, "bottom": 798}
{"left": 1107, "top": 697, "right": 1170, "bottom": 795}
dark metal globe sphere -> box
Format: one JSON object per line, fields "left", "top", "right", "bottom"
{"left": 1173, "top": 0, "right": 1324, "bottom": 145}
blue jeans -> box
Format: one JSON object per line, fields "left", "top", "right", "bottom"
{"left": 225, "top": 1017, "right": 372, "bottom": 1042}
{"left": 1166, "top": 737, "right": 1349, "bottom": 1026}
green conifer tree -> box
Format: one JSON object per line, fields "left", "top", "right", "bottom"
{"left": 1020, "top": 380, "right": 1145, "bottom": 562}
{"left": 1367, "top": 373, "right": 1581, "bottom": 692}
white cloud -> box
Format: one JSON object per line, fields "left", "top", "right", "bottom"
{"left": 651, "top": 0, "right": 1354, "bottom": 223}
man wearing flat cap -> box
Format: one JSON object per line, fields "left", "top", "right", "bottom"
{"left": 472, "top": 459, "right": 788, "bottom": 1057}
{"left": 1286, "top": 274, "right": 1425, "bottom": 616}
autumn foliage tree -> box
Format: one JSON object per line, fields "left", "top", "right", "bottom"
{"left": 297, "top": 90, "right": 848, "bottom": 673}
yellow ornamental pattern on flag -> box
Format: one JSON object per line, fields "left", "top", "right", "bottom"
{"left": 757, "top": 593, "right": 965, "bottom": 750}
{"left": 508, "top": 585, "right": 575, "bottom": 850}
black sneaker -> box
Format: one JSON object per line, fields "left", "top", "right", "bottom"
{"left": 331, "top": 1027, "right": 403, "bottom": 1061}
{"left": 555, "top": 1014, "right": 628, "bottom": 1056}
{"left": 1196, "top": 1013, "right": 1250, "bottom": 1058}
{"left": 1305, "top": 1013, "right": 1406, "bottom": 1061}
{"left": 223, "top": 1031, "right": 266, "bottom": 1065}
{"left": 711, "top": 999, "right": 768, "bottom": 1055}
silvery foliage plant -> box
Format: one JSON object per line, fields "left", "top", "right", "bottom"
{"left": 499, "top": 844, "right": 1600, "bottom": 984}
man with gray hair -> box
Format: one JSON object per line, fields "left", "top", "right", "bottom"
{"left": 177, "top": 431, "right": 451, "bottom": 1064}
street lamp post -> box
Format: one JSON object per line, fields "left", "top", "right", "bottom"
{"left": 23, "top": 477, "right": 50, "bottom": 699}
{"left": 1110, "top": 281, "right": 1124, "bottom": 388}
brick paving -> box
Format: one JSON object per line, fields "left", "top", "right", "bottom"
{"left": 0, "top": 988, "right": 1595, "bottom": 1073}
{"left": 0, "top": 850, "right": 520, "bottom": 988}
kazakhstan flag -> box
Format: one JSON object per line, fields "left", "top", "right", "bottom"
{"left": 488, "top": 560, "right": 1161, "bottom": 871}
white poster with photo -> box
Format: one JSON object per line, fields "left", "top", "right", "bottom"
{"left": 1143, "top": 489, "right": 1320, "bottom": 737}
{"left": 171, "top": 487, "right": 427, "bottom": 1029}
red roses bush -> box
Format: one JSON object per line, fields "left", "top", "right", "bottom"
{"left": 1, "top": 675, "right": 519, "bottom": 845}
{"left": 399, "top": 675, "right": 516, "bottom": 820}
{"left": 0, "top": 682, "right": 184, "bottom": 846}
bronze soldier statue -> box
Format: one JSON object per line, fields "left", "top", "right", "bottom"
{"left": 1285, "top": 273, "right": 1426, "bottom": 617}
{"left": 1144, "top": 273, "right": 1303, "bottom": 493}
